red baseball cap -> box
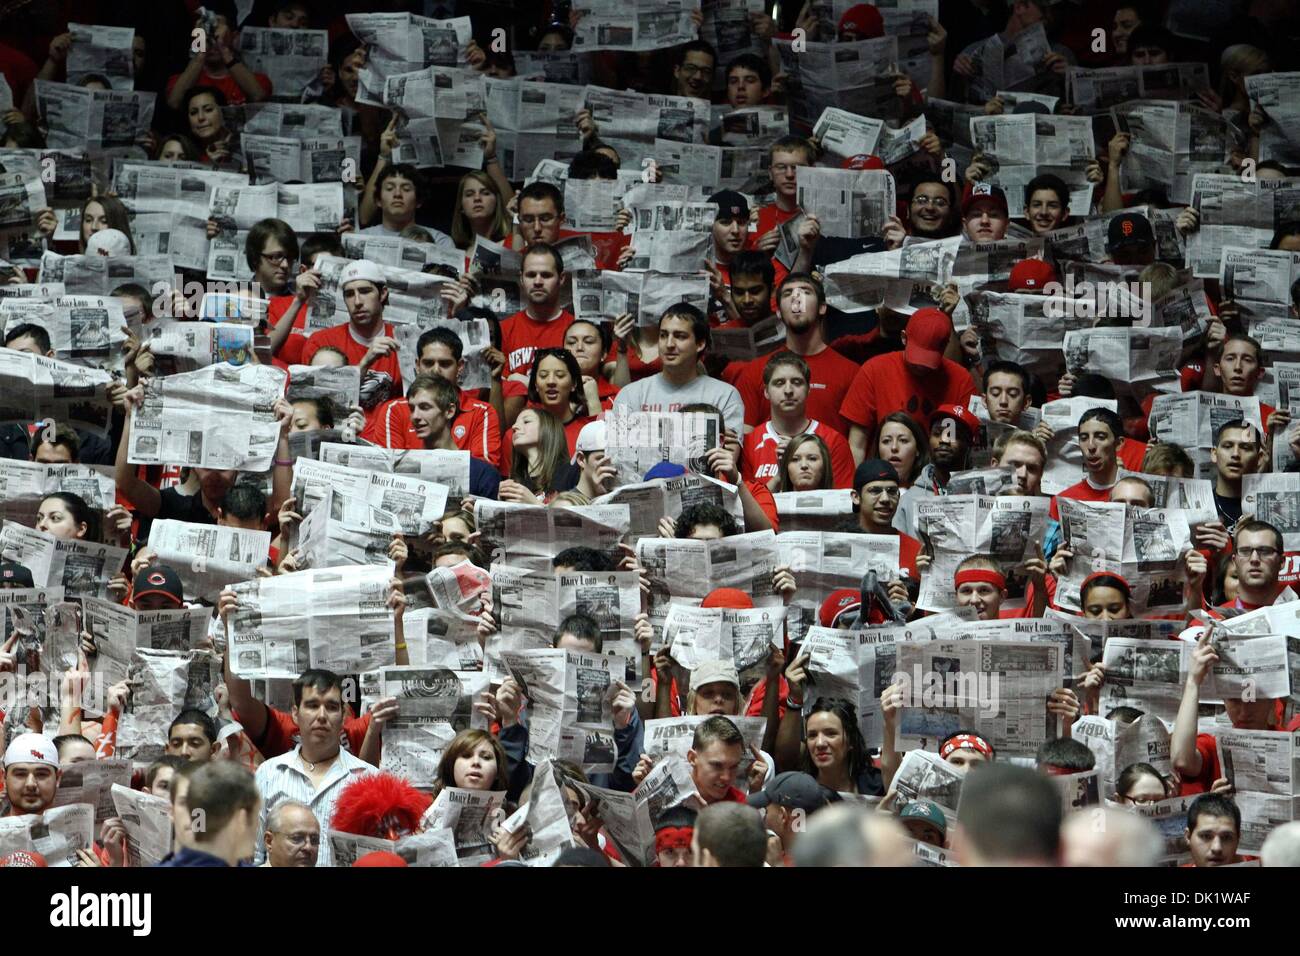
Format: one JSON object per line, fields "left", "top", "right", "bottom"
{"left": 961, "top": 181, "right": 1009, "bottom": 218}
{"left": 819, "top": 589, "right": 862, "bottom": 628}
{"left": 903, "top": 308, "right": 953, "bottom": 370}
{"left": 701, "top": 587, "right": 754, "bottom": 610}
{"left": 353, "top": 851, "right": 408, "bottom": 867}
{"left": 838, "top": 4, "right": 884, "bottom": 39}
{"left": 0, "top": 851, "right": 47, "bottom": 867}
{"left": 1007, "top": 258, "right": 1058, "bottom": 292}
{"left": 934, "top": 403, "right": 980, "bottom": 437}
{"left": 841, "top": 154, "right": 886, "bottom": 171}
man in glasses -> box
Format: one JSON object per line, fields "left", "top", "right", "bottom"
{"left": 671, "top": 40, "right": 717, "bottom": 101}
{"left": 752, "top": 136, "right": 815, "bottom": 253}
{"left": 245, "top": 218, "right": 298, "bottom": 298}
{"left": 263, "top": 800, "right": 320, "bottom": 867}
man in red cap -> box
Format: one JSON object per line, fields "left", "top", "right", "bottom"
{"left": 895, "top": 403, "right": 978, "bottom": 536}
{"left": 1007, "top": 258, "right": 1058, "bottom": 293}
{"left": 840, "top": 308, "right": 977, "bottom": 466}
{"left": 960, "top": 182, "right": 1010, "bottom": 242}
{"left": 837, "top": 3, "right": 885, "bottom": 41}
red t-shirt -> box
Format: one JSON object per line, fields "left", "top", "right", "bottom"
{"left": 301, "top": 321, "right": 402, "bottom": 386}
{"left": 742, "top": 420, "right": 855, "bottom": 488}
{"left": 166, "top": 68, "right": 273, "bottom": 105}
{"left": 1178, "top": 732, "right": 1222, "bottom": 796}
{"left": 1118, "top": 438, "right": 1148, "bottom": 473}
{"left": 499, "top": 308, "right": 576, "bottom": 379}
{"left": 269, "top": 294, "right": 308, "bottom": 368}
{"left": 1050, "top": 476, "right": 1116, "bottom": 520}
{"left": 238, "top": 706, "right": 371, "bottom": 760}
{"left": 838, "top": 351, "right": 977, "bottom": 439}
{"left": 734, "top": 346, "right": 860, "bottom": 433}
{"left": 751, "top": 203, "right": 800, "bottom": 244}
{"left": 360, "top": 390, "right": 502, "bottom": 468}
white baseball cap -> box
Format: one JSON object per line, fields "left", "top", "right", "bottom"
{"left": 571, "top": 420, "right": 606, "bottom": 464}
{"left": 340, "top": 259, "right": 385, "bottom": 289}
{"left": 85, "top": 228, "right": 131, "bottom": 257}
{"left": 3, "top": 733, "right": 59, "bottom": 769}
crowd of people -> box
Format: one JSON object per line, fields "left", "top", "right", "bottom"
{"left": 1, "top": 0, "right": 1300, "bottom": 869}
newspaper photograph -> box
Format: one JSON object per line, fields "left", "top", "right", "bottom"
{"left": 795, "top": 167, "right": 895, "bottom": 239}
{"left": 82, "top": 595, "right": 213, "bottom": 687}
{"left": 1100, "top": 638, "right": 1191, "bottom": 722}
{"left": 420, "top": 786, "right": 503, "bottom": 866}
{"left": 0, "top": 522, "right": 127, "bottom": 600}
{"left": 1243, "top": 473, "right": 1300, "bottom": 551}
{"left": 891, "top": 748, "right": 965, "bottom": 819}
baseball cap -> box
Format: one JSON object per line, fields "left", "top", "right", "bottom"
{"left": 819, "top": 588, "right": 862, "bottom": 628}
{"left": 934, "top": 403, "right": 980, "bottom": 438}
{"left": 1106, "top": 212, "right": 1154, "bottom": 251}
{"left": 899, "top": 800, "right": 948, "bottom": 836}
{"left": 903, "top": 307, "right": 953, "bottom": 370}
{"left": 352, "top": 851, "right": 408, "bottom": 867}
{"left": 0, "top": 851, "right": 47, "bottom": 867}
{"left": 701, "top": 587, "right": 753, "bottom": 609}
{"left": 85, "top": 228, "right": 131, "bottom": 257}
{"left": 854, "top": 458, "right": 900, "bottom": 491}
{"left": 691, "top": 659, "right": 740, "bottom": 690}
{"left": 841, "top": 154, "right": 885, "bottom": 171}
{"left": 572, "top": 420, "right": 606, "bottom": 464}
{"left": 0, "top": 561, "right": 33, "bottom": 588}
{"left": 708, "top": 190, "right": 751, "bottom": 224}
{"left": 3, "top": 732, "right": 58, "bottom": 769}
{"left": 132, "top": 564, "right": 185, "bottom": 607}
{"left": 747, "top": 771, "right": 836, "bottom": 811}
{"left": 340, "top": 259, "right": 385, "bottom": 288}
{"left": 838, "top": 3, "right": 884, "bottom": 39}
{"left": 1007, "top": 258, "right": 1058, "bottom": 292}
{"left": 960, "top": 181, "right": 1009, "bottom": 218}
{"left": 1012, "top": 99, "right": 1052, "bottom": 115}
{"left": 644, "top": 461, "right": 687, "bottom": 481}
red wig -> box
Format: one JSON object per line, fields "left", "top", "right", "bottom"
{"left": 331, "top": 773, "right": 432, "bottom": 839}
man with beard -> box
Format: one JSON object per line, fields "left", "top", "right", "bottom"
{"left": 3, "top": 733, "right": 106, "bottom": 865}
{"left": 894, "top": 403, "right": 978, "bottom": 536}
{"left": 499, "top": 244, "right": 573, "bottom": 393}
{"left": 732, "top": 273, "right": 859, "bottom": 433}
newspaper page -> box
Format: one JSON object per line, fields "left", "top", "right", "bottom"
{"left": 65, "top": 23, "right": 134, "bottom": 90}
{"left": 1184, "top": 174, "right": 1300, "bottom": 278}
{"left": 643, "top": 715, "right": 766, "bottom": 781}
{"left": 1147, "top": 391, "right": 1263, "bottom": 453}
{"left": 969, "top": 112, "right": 1096, "bottom": 217}
{"left": 1246, "top": 73, "right": 1300, "bottom": 167}
{"left": 967, "top": 288, "right": 1095, "bottom": 381}
{"left": 1243, "top": 473, "right": 1300, "bottom": 551}
{"left": 1060, "top": 326, "right": 1181, "bottom": 395}
{"left": 317, "top": 443, "right": 471, "bottom": 504}
{"left": 636, "top": 530, "right": 781, "bottom": 636}
{"left": 38, "top": 251, "right": 174, "bottom": 297}
{"left": 1130, "top": 793, "right": 1196, "bottom": 865}
{"left": 476, "top": 502, "right": 630, "bottom": 573}
{"left": 572, "top": 269, "right": 711, "bottom": 330}
{"left": 1067, "top": 62, "right": 1210, "bottom": 110}
{"left": 1202, "top": 633, "right": 1290, "bottom": 703}
{"left": 1214, "top": 728, "right": 1300, "bottom": 852}
{"left": 772, "top": 490, "right": 858, "bottom": 534}
{"left": 0, "top": 349, "right": 114, "bottom": 437}
{"left": 891, "top": 749, "right": 965, "bottom": 822}
{"left": 420, "top": 786, "right": 504, "bottom": 866}
{"left": 82, "top": 595, "right": 213, "bottom": 687}
{"left": 116, "top": 648, "right": 221, "bottom": 763}
{"left": 52, "top": 758, "right": 132, "bottom": 829}
{"left": 345, "top": 13, "right": 472, "bottom": 105}
{"left": 0, "top": 804, "right": 94, "bottom": 867}
{"left": 592, "top": 472, "right": 744, "bottom": 542}
{"left": 894, "top": 638, "right": 1064, "bottom": 757}
{"left": 777, "top": 531, "right": 901, "bottom": 642}
{"left": 359, "top": 665, "right": 488, "bottom": 784}
{"left": 296, "top": 488, "right": 402, "bottom": 570}
{"left": 603, "top": 408, "right": 720, "bottom": 486}
{"left": 483, "top": 77, "right": 587, "bottom": 181}
{"left": 239, "top": 134, "right": 361, "bottom": 187}
{"left": 0, "top": 294, "right": 129, "bottom": 370}
{"left": 914, "top": 494, "right": 1051, "bottom": 611}
{"left": 0, "top": 585, "right": 71, "bottom": 673}
{"left": 143, "top": 321, "right": 255, "bottom": 373}
{"left": 573, "top": 754, "right": 698, "bottom": 866}
{"left": 326, "top": 827, "right": 459, "bottom": 868}
{"left": 0, "top": 522, "right": 127, "bottom": 600}
{"left": 238, "top": 27, "right": 328, "bottom": 99}
{"left": 0, "top": 169, "right": 56, "bottom": 235}
{"left": 1099, "top": 638, "right": 1192, "bottom": 721}
{"left": 1220, "top": 246, "right": 1300, "bottom": 323}
{"left": 507, "top": 759, "right": 577, "bottom": 866}
{"left": 1144, "top": 276, "right": 1213, "bottom": 339}
{"left": 1073, "top": 713, "right": 1172, "bottom": 800}
{"left": 227, "top": 564, "right": 396, "bottom": 679}
{"left": 822, "top": 236, "right": 962, "bottom": 313}
{"left": 0, "top": 460, "right": 114, "bottom": 532}
{"left": 146, "top": 520, "right": 270, "bottom": 603}
{"left": 623, "top": 200, "right": 716, "bottom": 273}
{"left": 109, "top": 784, "right": 173, "bottom": 868}
{"left": 659, "top": 604, "right": 786, "bottom": 686}
{"left": 500, "top": 647, "right": 627, "bottom": 774}
{"left": 35, "top": 81, "right": 155, "bottom": 150}
{"left": 774, "top": 35, "right": 902, "bottom": 133}
{"left": 794, "top": 167, "right": 895, "bottom": 239}
{"left": 1039, "top": 396, "right": 1119, "bottom": 495}
{"left": 571, "top": 0, "right": 699, "bottom": 52}
{"left": 127, "top": 363, "right": 287, "bottom": 471}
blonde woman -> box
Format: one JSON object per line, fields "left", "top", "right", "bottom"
{"left": 450, "top": 170, "right": 512, "bottom": 249}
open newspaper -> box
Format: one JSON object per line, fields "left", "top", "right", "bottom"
{"left": 572, "top": 270, "right": 711, "bottom": 330}
{"left": 82, "top": 595, "right": 213, "bottom": 687}
{"left": 38, "top": 251, "right": 174, "bottom": 297}
{"left": 359, "top": 665, "right": 489, "bottom": 784}
{"left": 0, "top": 294, "right": 128, "bottom": 371}
{"left": 777, "top": 531, "right": 901, "bottom": 642}
{"left": 1202, "top": 633, "right": 1290, "bottom": 704}
{"left": 67, "top": 23, "right": 135, "bottom": 90}
{"left": 623, "top": 199, "right": 716, "bottom": 273}
{"left": 327, "top": 827, "right": 459, "bottom": 868}
{"left": 476, "top": 502, "right": 630, "bottom": 573}
{"left": 636, "top": 530, "right": 781, "bottom": 637}
{"left": 118, "top": 647, "right": 221, "bottom": 763}
{"left": 238, "top": 27, "right": 329, "bottom": 99}
{"left": 1148, "top": 391, "right": 1263, "bottom": 455}
{"left": 1066, "top": 62, "right": 1210, "bottom": 111}
{"left": 593, "top": 472, "right": 744, "bottom": 542}
{"left": 603, "top": 408, "right": 720, "bottom": 486}
{"left": 1184, "top": 174, "right": 1300, "bottom": 278}
{"left": 297, "top": 488, "right": 402, "bottom": 570}
{"left": 1060, "top": 326, "right": 1181, "bottom": 396}
{"left": 660, "top": 603, "right": 785, "bottom": 692}
{"left": 0, "top": 349, "right": 114, "bottom": 437}
{"left": 35, "top": 81, "right": 155, "bottom": 150}
{"left": 53, "top": 758, "right": 133, "bottom": 829}
{"left": 1099, "top": 639, "right": 1192, "bottom": 721}
{"left": 1246, "top": 73, "right": 1300, "bottom": 167}
{"left": 1243, "top": 473, "right": 1300, "bottom": 551}
{"left": 146, "top": 519, "right": 271, "bottom": 603}
{"left": 0, "top": 804, "right": 94, "bottom": 867}
{"left": 345, "top": 12, "right": 472, "bottom": 105}
{"left": 0, "top": 460, "right": 114, "bottom": 534}
{"left": 772, "top": 490, "right": 859, "bottom": 534}
{"left": 1220, "top": 246, "right": 1300, "bottom": 324}
{"left": 1214, "top": 728, "right": 1300, "bottom": 852}
{"left": 969, "top": 112, "right": 1095, "bottom": 218}
{"left": 794, "top": 167, "right": 896, "bottom": 239}
{"left": 1073, "top": 713, "right": 1172, "bottom": 800}
{"left": 571, "top": 0, "right": 699, "bottom": 52}
{"left": 318, "top": 442, "right": 471, "bottom": 505}
{"left": 110, "top": 784, "right": 173, "bottom": 867}
{"left": 572, "top": 755, "right": 699, "bottom": 866}
{"left": 774, "top": 35, "right": 901, "bottom": 133}
{"left": 0, "top": 522, "right": 126, "bottom": 600}
{"left": 419, "top": 786, "right": 503, "bottom": 866}
{"left": 499, "top": 759, "right": 577, "bottom": 866}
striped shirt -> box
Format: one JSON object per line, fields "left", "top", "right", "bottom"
{"left": 254, "top": 745, "right": 374, "bottom": 868}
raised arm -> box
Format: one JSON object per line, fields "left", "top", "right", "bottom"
{"left": 114, "top": 385, "right": 162, "bottom": 519}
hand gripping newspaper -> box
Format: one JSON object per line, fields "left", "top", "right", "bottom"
{"left": 914, "top": 494, "right": 1050, "bottom": 611}
{"left": 37, "top": 251, "right": 173, "bottom": 297}
{"left": 801, "top": 622, "right": 921, "bottom": 749}
{"left": 0, "top": 294, "right": 128, "bottom": 370}
{"left": 1214, "top": 728, "right": 1300, "bottom": 853}
{"left": 1039, "top": 396, "right": 1120, "bottom": 495}
{"left": 893, "top": 637, "right": 1067, "bottom": 758}
{"left": 572, "top": 754, "right": 699, "bottom": 866}
{"left": 475, "top": 501, "right": 630, "bottom": 573}
{"left": 1054, "top": 498, "right": 1192, "bottom": 615}
{"left": 1072, "top": 713, "right": 1172, "bottom": 800}
{"left": 1147, "top": 391, "right": 1263, "bottom": 460}
{"left": 1059, "top": 326, "right": 1183, "bottom": 397}
{"left": 771, "top": 490, "right": 859, "bottom": 534}
{"left": 418, "top": 785, "right": 504, "bottom": 866}
{"left": 0, "top": 349, "right": 115, "bottom": 438}
{"left": 67, "top": 23, "right": 135, "bottom": 90}
{"left": 1098, "top": 638, "right": 1193, "bottom": 721}
{"left": 966, "top": 288, "right": 1097, "bottom": 383}
{"left": 327, "top": 827, "right": 458, "bottom": 869}
{"left": 1201, "top": 632, "right": 1291, "bottom": 704}
{"left": 822, "top": 235, "right": 962, "bottom": 313}
{"left": 794, "top": 167, "right": 896, "bottom": 239}
{"left": 146, "top": 520, "right": 271, "bottom": 603}
{"left": 127, "top": 363, "right": 287, "bottom": 471}
{"left": 82, "top": 595, "right": 213, "bottom": 688}
{"left": 34, "top": 81, "right": 156, "bottom": 151}
{"left": 0, "top": 522, "right": 127, "bottom": 600}
{"left": 622, "top": 199, "right": 717, "bottom": 273}
{"left": 1219, "top": 246, "right": 1300, "bottom": 323}
{"left": 1243, "top": 473, "right": 1300, "bottom": 551}
{"left": 968, "top": 113, "right": 1096, "bottom": 218}
{"left": 643, "top": 715, "right": 767, "bottom": 782}
{"left": 296, "top": 489, "right": 403, "bottom": 570}
{"left": 890, "top": 749, "right": 965, "bottom": 826}
{"left": 774, "top": 35, "right": 902, "bottom": 132}
{"left": 0, "top": 804, "right": 94, "bottom": 867}
{"left": 659, "top": 602, "right": 786, "bottom": 691}
{"left": 1184, "top": 174, "right": 1300, "bottom": 278}
{"left": 358, "top": 665, "right": 489, "bottom": 784}
{"left": 118, "top": 647, "right": 222, "bottom": 763}
{"left": 485, "top": 565, "right": 642, "bottom": 684}
{"left": 344, "top": 13, "right": 472, "bottom": 106}
{"left": 570, "top": 1, "right": 699, "bottom": 53}
{"left": 226, "top": 564, "right": 396, "bottom": 680}
{"left": 603, "top": 408, "right": 721, "bottom": 487}
{"left": 500, "top": 647, "right": 628, "bottom": 775}
{"left": 0, "top": 460, "right": 115, "bottom": 532}
{"left": 110, "top": 784, "right": 173, "bottom": 867}
{"left": 482, "top": 77, "right": 587, "bottom": 181}
{"left": 636, "top": 530, "right": 781, "bottom": 637}
{"left": 496, "top": 759, "right": 576, "bottom": 866}
{"left": 593, "top": 472, "right": 744, "bottom": 542}
{"left": 53, "top": 758, "right": 133, "bottom": 829}
{"left": 777, "top": 531, "right": 901, "bottom": 642}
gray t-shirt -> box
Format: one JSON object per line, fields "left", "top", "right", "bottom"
{"left": 358, "top": 222, "right": 456, "bottom": 249}
{"left": 612, "top": 373, "right": 746, "bottom": 436}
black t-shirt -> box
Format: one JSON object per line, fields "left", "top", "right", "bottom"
{"left": 134, "top": 485, "right": 215, "bottom": 543}
{"left": 1214, "top": 491, "right": 1242, "bottom": 530}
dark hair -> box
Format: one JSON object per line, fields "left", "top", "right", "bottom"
{"left": 220, "top": 483, "right": 266, "bottom": 523}
{"left": 729, "top": 250, "right": 775, "bottom": 288}
{"left": 185, "top": 761, "right": 260, "bottom": 843}
{"left": 291, "top": 396, "right": 334, "bottom": 429}
{"left": 564, "top": 317, "right": 613, "bottom": 356}
{"left": 527, "top": 347, "right": 588, "bottom": 417}
{"left": 535, "top": 24, "right": 574, "bottom": 49}
{"left": 875, "top": 411, "right": 930, "bottom": 484}
{"left": 1126, "top": 23, "right": 1175, "bottom": 59}
{"left": 39, "top": 491, "right": 95, "bottom": 538}
{"left": 1212, "top": 417, "right": 1259, "bottom": 447}
{"left": 1117, "top": 761, "right": 1168, "bottom": 800}
{"left": 1187, "top": 793, "right": 1241, "bottom": 833}
{"left": 778, "top": 271, "right": 826, "bottom": 309}
{"left": 800, "top": 698, "right": 869, "bottom": 782}
{"left": 763, "top": 351, "right": 810, "bottom": 387}
{"left": 552, "top": 546, "right": 615, "bottom": 571}
{"left": 81, "top": 195, "right": 135, "bottom": 253}
{"left": 1270, "top": 221, "right": 1300, "bottom": 250}
{"left": 512, "top": 407, "right": 568, "bottom": 496}
{"left": 292, "top": 668, "right": 345, "bottom": 706}
{"left": 676, "top": 503, "right": 739, "bottom": 538}
{"left": 31, "top": 422, "right": 79, "bottom": 461}
{"left": 417, "top": 326, "right": 465, "bottom": 363}
{"left": 691, "top": 715, "right": 744, "bottom": 750}
{"left": 145, "top": 754, "right": 189, "bottom": 789}
{"left": 553, "top": 612, "right": 602, "bottom": 652}
{"left": 769, "top": 134, "right": 816, "bottom": 165}
{"left": 726, "top": 52, "right": 771, "bottom": 88}
{"left": 1106, "top": 705, "right": 1146, "bottom": 723}
{"left": 779, "top": 433, "right": 832, "bottom": 492}
{"left": 1023, "top": 173, "right": 1069, "bottom": 210}
{"left": 374, "top": 163, "right": 426, "bottom": 207}
{"left": 1080, "top": 573, "right": 1131, "bottom": 606}
{"left": 956, "top": 763, "right": 1061, "bottom": 863}
{"left": 552, "top": 846, "right": 611, "bottom": 867}
{"left": 984, "top": 359, "right": 1031, "bottom": 395}
{"left": 1220, "top": 332, "right": 1262, "bottom": 361}
{"left": 659, "top": 302, "right": 711, "bottom": 350}
{"left": 1078, "top": 406, "right": 1123, "bottom": 440}
{"left": 245, "top": 218, "right": 299, "bottom": 272}
{"left": 5, "top": 322, "right": 51, "bottom": 354}
{"left": 522, "top": 241, "right": 564, "bottom": 276}
{"left": 568, "top": 150, "right": 619, "bottom": 181}
{"left": 672, "top": 39, "right": 717, "bottom": 69}
{"left": 51, "top": 734, "right": 93, "bottom": 759}
{"left": 169, "top": 708, "right": 218, "bottom": 744}
{"left": 517, "top": 180, "right": 564, "bottom": 213}
{"left": 111, "top": 283, "right": 154, "bottom": 322}
{"left": 155, "top": 133, "right": 201, "bottom": 162}
{"left": 695, "top": 802, "right": 766, "bottom": 867}
{"left": 432, "top": 540, "right": 490, "bottom": 570}
{"left": 1069, "top": 374, "right": 1116, "bottom": 401}
{"left": 1035, "top": 736, "right": 1095, "bottom": 772}
{"left": 406, "top": 373, "right": 459, "bottom": 420}
{"left": 3, "top": 120, "right": 45, "bottom": 148}
{"left": 300, "top": 232, "right": 343, "bottom": 266}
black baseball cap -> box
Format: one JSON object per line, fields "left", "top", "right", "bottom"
{"left": 747, "top": 771, "right": 839, "bottom": 812}
{"left": 1106, "top": 212, "right": 1154, "bottom": 251}
{"left": 132, "top": 564, "right": 184, "bottom": 607}
{"left": 0, "top": 562, "right": 33, "bottom": 588}
{"left": 854, "top": 458, "right": 901, "bottom": 491}
{"left": 708, "top": 189, "right": 751, "bottom": 224}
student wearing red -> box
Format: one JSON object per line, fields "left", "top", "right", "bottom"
{"left": 840, "top": 307, "right": 978, "bottom": 465}
{"left": 1050, "top": 407, "right": 1128, "bottom": 518}
{"left": 733, "top": 272, "right": 859, "bottom": 434}
{"left": 742, "top": 352, "right": 854, "bottom": 488}
{"left": 499, "top": 243, "right": 575, "bottom": 424}
{"left": 750, "top": 137, "right": 815, "bottom": 252}
{"left": 165, "top": 3, "right": 272, "bottom": 110}
{"left": 852, "top": 458, "right": 923, "bottom": 581}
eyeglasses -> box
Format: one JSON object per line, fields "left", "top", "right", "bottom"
{"left": 911, "top": 196, "right": 949, "bottom": 208}
{"left": 1236, "top": 546, "right": 1280, "bottom": 560}
{"left": 260, "top": 252, "right": 292, "bottom": 265}
{"left": 678, "top": 64, "right": 711, "bottom": 77}
{"left": 863, "top": 485, "right": 901, "bottom": 498}
{"left": 280, "top": 832, "right": 321, "bottom": 847}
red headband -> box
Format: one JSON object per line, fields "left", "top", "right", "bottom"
{"left": 655, "top": 826, "right": 694, "bottom": 854}
{"left": 940, "top": 734, "right": 993, "bottom": 761}
{"left": 954, "top": 568, "right": 1006, "bottom": 590}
